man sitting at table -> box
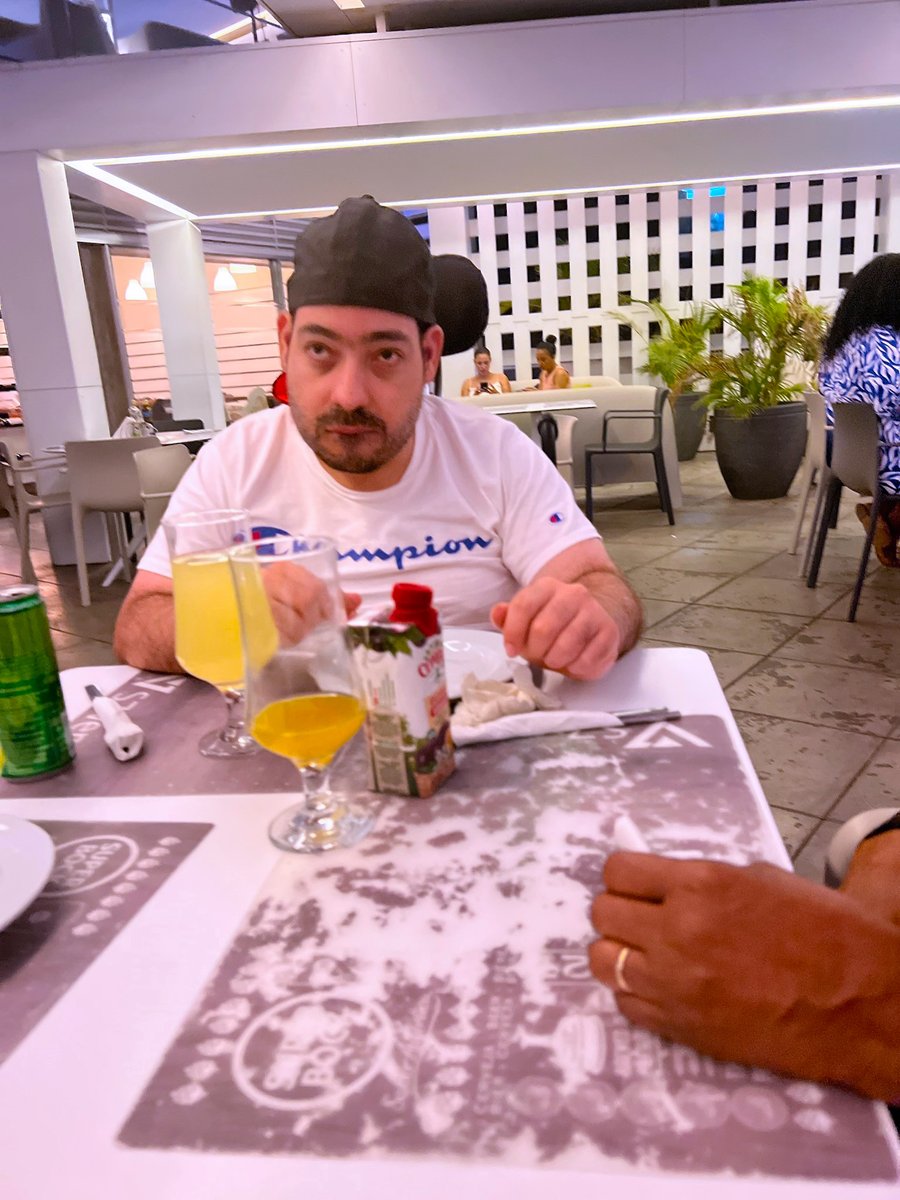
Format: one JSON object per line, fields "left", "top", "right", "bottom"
{"left": 589, "top": 812, "right": 900, "bottom": 1105}
{"left": 114, "top": 197, "right": 641, "bottom": 677}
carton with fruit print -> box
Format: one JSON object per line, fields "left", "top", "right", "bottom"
{"left": 348, "top": 584, "right": 455, "bottom": 798}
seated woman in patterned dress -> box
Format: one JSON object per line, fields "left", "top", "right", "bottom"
{"left": 819, "top": 254, "right": 900, "bottom": 567}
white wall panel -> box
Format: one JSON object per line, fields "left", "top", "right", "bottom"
{"left": 597, "top": 196, "right": 620, "bottom": 381}
{"left": 853, "top": 174, "right": 878, "bottom": 271}
{"left": 690, "top": 189, "right": 711, "bottom": 304}
{"left": 883, "top": 172, "right": 900, "bottom": 252}
{"left": 683, "top": 1, "right": 900, "bottom": 103}
{"left": 818, "top": 176, "right": 843, "bottom": 303}
{"left": 787, "top": 179, "right": 810, "bottom": 289}
{"left": 567, "top": 199, "right": 589, "bottom": 376}
{"left": 755, "top": 181, "right": 776, "bottom": 280}
{"left": 462, "top": 172, "right": 880, "bottom": 387}
{"left": 658, "top": 190, "right": 679, "bottom": 310}
{"left": 506, "top": 203, "right": 533, "bottom": 382}
{"left": 475, "top": 204, "right": 501, "bottom": 331}
{"left": 722, "top": 186, "right": 744, "bottom": 354}
{"left": 536, "top": 201, "right": 559, "bottom": 322}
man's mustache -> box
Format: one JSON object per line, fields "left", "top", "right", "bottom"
{"left": 316, "top": 407, "right": 386, "bottom": 434}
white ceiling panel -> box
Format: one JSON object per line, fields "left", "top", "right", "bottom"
{"left": 86, "top": 106, "right": 900, "bottom": 220}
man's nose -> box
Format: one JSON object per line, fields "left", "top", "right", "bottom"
{"left": 329, "top": 357, "right": 370, "bottom": 409}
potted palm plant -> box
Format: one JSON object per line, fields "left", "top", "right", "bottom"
{"left": 693, "top": 277, "right": 829, "bottom": 499}
{"left": 611, "top": 300, "right": 717, "bottom": 460}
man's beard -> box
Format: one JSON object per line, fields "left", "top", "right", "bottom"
{"left": 294, "top": 400, "right": 421, "bottom": 474}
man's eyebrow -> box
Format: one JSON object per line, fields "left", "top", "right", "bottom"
{"left": 296, "top": 323, "right": 414, "bottom": 346}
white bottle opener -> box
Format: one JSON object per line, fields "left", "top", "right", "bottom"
{"left": 85, "top": 685, "right": 144, "bottom": 762}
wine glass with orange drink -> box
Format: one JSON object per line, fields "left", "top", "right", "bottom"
{"left": 229, "top": 534, "right": 375, "bottom": 853}
{"left": 164, "top": 508, "right": 259, "bottom": 758}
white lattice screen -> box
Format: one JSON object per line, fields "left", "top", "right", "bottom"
{"left": 461, "top": 175, "right": 883, "bottom": 385}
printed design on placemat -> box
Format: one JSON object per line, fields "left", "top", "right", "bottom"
{"left": 0, "top": 821, "right": 212, "bottom": 1064}
{"left": 118, "top": 719, "right": 897, "bottom": 1182}
{"left": 0, "top": 673, "right": 301, "bottom": 798}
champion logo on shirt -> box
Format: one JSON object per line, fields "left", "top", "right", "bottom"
{"left": 340, "top": 534, "right": 494, "bottom": 572}
{"left": 549, "top": 512, "right": 565, "bottom": 524}
{"left": 251, "top": 528, "right": 494, "bottom": 571}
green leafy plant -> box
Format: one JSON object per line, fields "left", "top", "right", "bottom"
{"left": 610, "top": 299, "right": 718, "bottom": 399}
{"left": 692, "top": 276, "right": 829, "bottom": 416}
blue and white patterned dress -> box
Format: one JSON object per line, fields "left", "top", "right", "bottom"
{"left": 819, "top": 325, "right": 900, "bottom": 495}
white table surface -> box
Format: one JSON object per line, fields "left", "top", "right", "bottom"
{"left": 41, "top": 430, "right": 216, "bottom": 456}
{"left": 485, "top": 398, "right": 597, "bottom": 416}
{"left": 0, "top": 648, "right": 896, "bottom": 1200}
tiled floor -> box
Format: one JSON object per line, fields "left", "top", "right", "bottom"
{"left": 2, "top": 451, "right": 898, "bottom": 884}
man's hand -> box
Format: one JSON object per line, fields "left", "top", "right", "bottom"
{"left": 262, "top": 561, "right": 360, "bottom": 645}
{"left": 588, "top": 852, "right": 900, "bottom": 1100}
{"left": 491, "top": 576, "right": 621, "bottom": 680}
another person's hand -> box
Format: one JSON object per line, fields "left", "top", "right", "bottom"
{"left": 262, "top": 561, "right": 360, "bottom": 644}
{"left": 589, "top": 852, "right": 900, "bottom": 1097}
{"left": 491, "top": 577, "right": 621, "bottom": 680}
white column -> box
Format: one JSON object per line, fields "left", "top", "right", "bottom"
{"left": 0, "top": 151, "right": 109, "bottom": 563}
{"left": 427, "top": 205, "right": 475, "bottom": 397}
{"left": 880, "top": 171, "right": 900, "bottom": 253}
{"left": 146, "top": 219, "right": 225, "bottom": 429}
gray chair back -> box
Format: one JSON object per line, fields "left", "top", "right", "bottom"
{"left": 64, "top": 437, "right": 160, "bottom": 513}
{"left": 831, "top": 403, "right": 879, "bottom": 496}
{"left": 570, "top": 385, "right": 660, "bottom": 488}
{"left": 803, "top": 390, "right": 830, "bottom": 471}
{"left": 133, "top": 444, "right": 192, "bottom": 540}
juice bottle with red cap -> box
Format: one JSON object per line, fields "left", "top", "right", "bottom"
{"left": 348, "top": 583, "right": 455, "bottom": 797}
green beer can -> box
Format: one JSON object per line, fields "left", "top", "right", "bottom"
{"left": 0, "top": 585, "right": 74, "bottom": 780}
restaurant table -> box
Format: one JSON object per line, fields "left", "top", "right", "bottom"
{"left": 485, "top": 397, "right": 596, "bottom": 462}
{"left": 41, "top": 428, "right": 217, "bottom": 457}
{"left": 0, "top": 648, "right": 896, "bottom": 1200}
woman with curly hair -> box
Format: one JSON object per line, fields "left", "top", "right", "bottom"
{"left": 819, "top": 254, "right": 900, "bottom": 566}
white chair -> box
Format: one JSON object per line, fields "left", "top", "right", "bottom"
{"left": 65, "top": 436, "right": 159, "bottom": 606}
{"left": 0, "top": 441, "right": 70, "bottom": 584}
{"left": 789, "top": 390, "right": 831, "bottom": 559}
{"left": 133, "top": 444, "right": 192, "bottom": 541}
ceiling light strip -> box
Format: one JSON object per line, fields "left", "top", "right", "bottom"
{"left": 193, "top": 161, "right": 900, "bottom": 222}
{"left": 67, "top": 162, "right": 197, "bottom": 220}
{"left": 67, "top": 94, "right": 900, "bottom": 169}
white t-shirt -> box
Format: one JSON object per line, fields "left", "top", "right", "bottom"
{"left": 140, "top": 398, "right": 599, "bottom": 628}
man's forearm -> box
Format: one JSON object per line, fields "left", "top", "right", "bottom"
{"left": 113, "top": 593, "right": 182, "bottom": 674}
{"left": 581, "top": 567, "right": 643, "bottom": 657}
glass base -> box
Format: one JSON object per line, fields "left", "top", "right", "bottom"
{"left": 269, "top": 794, "right": 375, "bottom": 854}
{"left": 198, "top": 724, "right": 259, "bottom": 758}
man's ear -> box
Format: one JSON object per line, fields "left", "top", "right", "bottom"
{"left": 276, "top": 309, "right": 294, "bottom": 369}
{"left": 421, "top": 324, "right": 445, "bottom": 382}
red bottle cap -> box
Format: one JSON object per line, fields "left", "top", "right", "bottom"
{"left": 390, "top": 582, "right": 439, "bottom": 637}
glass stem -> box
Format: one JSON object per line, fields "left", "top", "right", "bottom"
{"left": 296, "top": 767, "right": 333, "bottom": 819}
{"left": 221, "top": 688, "right": 247, "bottom": 744}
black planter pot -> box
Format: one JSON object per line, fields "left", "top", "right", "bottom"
{"left": 672, "top": 392, "right": 707, "bottom": 461}
{"left": 712, "top": 401, "right": 808, "bottom": 500}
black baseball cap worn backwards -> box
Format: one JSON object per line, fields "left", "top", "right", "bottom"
{"left": 287, "top": 196, "right": 437, "bottom": 326}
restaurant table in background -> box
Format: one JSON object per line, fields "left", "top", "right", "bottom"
{"left": 485, "top": 397, "right": 596, "bottom": 462}
{"left": 0, "top": 649, "right": 896, "bottom": 1200}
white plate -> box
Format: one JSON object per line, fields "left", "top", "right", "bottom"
{"left": 0, "top": 815, "right": 55, "bottom": 931}
{"left": 442, "top": 627, "right": 513, "bottom": 699}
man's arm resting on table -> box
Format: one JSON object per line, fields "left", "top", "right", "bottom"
{"left": 113, "top": 570, "right": 180, "bottom": 673}
{"left": 589, "top": 842, "right": 900, "bottom": 1102}
{"left": 492, "top": 538, "right": 643, "bottom": 680}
